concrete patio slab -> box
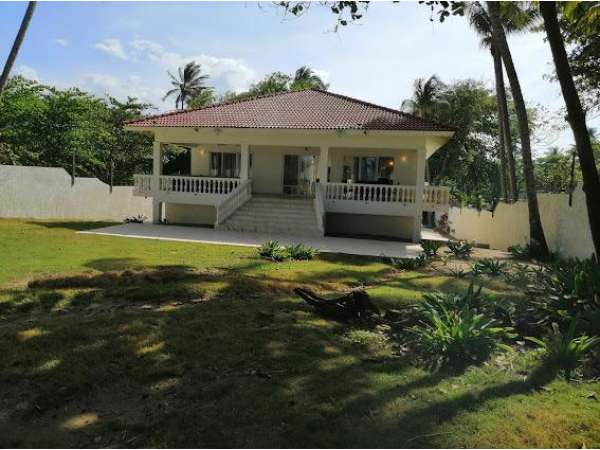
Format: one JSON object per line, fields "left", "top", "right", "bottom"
{"left": 79, "top": 223, "right": 424, "bottom": 259}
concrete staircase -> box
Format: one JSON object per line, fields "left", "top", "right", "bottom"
{"left": 218, "top": 195, "right": 323, "bottom": 237}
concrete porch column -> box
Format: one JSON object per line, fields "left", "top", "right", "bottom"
{"left": 240, "top": 143, "right": 250, "bottom": 181}
{"left": 152, "top": 141, "right": 162, "bottom": 224}
{"left": 412, "top": 149, "right": 427, "bottom": 243}
{"left": 318, "top": 145, "right": 329, "bottom": 183}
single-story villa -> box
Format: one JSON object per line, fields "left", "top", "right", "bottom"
{"left": 126, "top": 88, "right": 455, "bottom": 242}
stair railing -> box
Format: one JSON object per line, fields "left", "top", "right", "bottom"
{"left": 215, "top": 179, "right": 252, "bottom": 227}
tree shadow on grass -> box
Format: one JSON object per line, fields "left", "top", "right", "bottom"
{"left": 0, "top": 258, "right": 564, "bottom": 448}
{"left": 25, "top": 221, "right": 117, "bottom": 231}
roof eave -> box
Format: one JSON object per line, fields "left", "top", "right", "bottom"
{"left": 124, "top": 125, "right": 455, "bottom": 137}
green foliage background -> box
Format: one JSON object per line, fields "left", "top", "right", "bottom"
{"left": 0, "top": 76, "right": 152, "bottom": 185}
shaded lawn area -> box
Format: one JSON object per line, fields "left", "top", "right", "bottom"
{"left": 0, "top": 219, "right": 599, "bottom": 448}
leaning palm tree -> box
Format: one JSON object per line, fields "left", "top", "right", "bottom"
{"left": 540, "top": 1, "right": 600, "bottom": 258}
{"left": 487, "top": 1, "right": 549, "bottom": 257}
{"left": 290, "top": 66, "right": 328, "bottom": 91}
{"left": 401, "top": 75, "right": 446, "bottom": 118}
{"left": 0, "top": 1, "right": 36, "bottom": 94}
{"left": 466, "top": 3, "right": 537, "bottom": 202}
{"left": 163, "top": 61, "right": 210, "bottom": 110}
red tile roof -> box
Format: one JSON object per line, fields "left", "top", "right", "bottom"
{"left": 126, "top": 89, "right": 455, "bottom": 132}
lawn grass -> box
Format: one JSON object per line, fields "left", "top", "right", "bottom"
{"left": 0, "top": 219, "right": 599, "bottom": 448}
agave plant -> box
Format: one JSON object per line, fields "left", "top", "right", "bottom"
{"left": 446, "top": 240, "right": 474, "bottom": 259}
{"left": 526, "top": 320, "right": 600, "bottom": 380}
{"left": 471, "top": 258, "right": 508, "bottom": 276}
{"left": 286, "top": 243, "right": 317, "bottom": 260}
{"left": 421, "top": 239, "right": 444, "bottom": 257}
{"left": 389, "top": 253, "right": 429, "bottom": 270}
{"left": 258, "top": 240, "right": 287, "bottom": 262}
{"left": 414, "top": 302, "right": 514, "bottom": 370}
{"left": 413, "top": 283, "right": 515, "bottom": 370}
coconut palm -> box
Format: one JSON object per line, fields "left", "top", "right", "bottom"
{"left": 163, "top": 61, "right": 210, "bottom": 110}
{"left": 486, "top": 1, "right": 549, "bottom": 257}
{"left": 0, "top": 2, "right": 37, "bottom": 94}
{"left": 290, "top": 66, "right": 328, "bottom": 91}
{"left": 401, "top": 75, "right": 447, "bottom": 118}
{"left": 540, "top": 1, "right": 600, "bottom": 258}
{"left": 466, "top": 2, "right": 537, "bottom": 202}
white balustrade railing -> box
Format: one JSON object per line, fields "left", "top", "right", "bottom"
{"left": 215, "top": 179, "right": 252, "bottom": 225}
{"left": 424, "top": 186, "right": 450, "bottom": 207}
{"left": 133, "top": 174, "right": 152, "bottom": 196}
{"left": 159, "top": 175, "right": 239, "bottom": 195}
{"left": 325, "top": 182, "right": 417, "bottom": 204}
{"left": 314, "top": 182, "right": 326, "bottom": 234}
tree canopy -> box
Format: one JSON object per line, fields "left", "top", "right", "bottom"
{"left": 0, "top": 76, "right": 152, "bottom": 185}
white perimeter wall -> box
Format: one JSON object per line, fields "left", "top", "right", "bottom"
{"left": 448, "top": 186, "right": 595, "bottom": 259}
{"left": 0, "top": 165, "right": 152, "bottom": 221}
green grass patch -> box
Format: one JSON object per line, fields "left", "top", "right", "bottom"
{"left": 0, "top": 219, "right": 598, "bottom": 448}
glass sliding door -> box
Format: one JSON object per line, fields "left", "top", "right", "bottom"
{"left": 283, "top": 154, "right": 315, "bottom": 196}
{"left": 352, "top": 156, "right": 395, "bottom": 184}
{"left": 210, "top": 152, "right": 240, "bottom": 177}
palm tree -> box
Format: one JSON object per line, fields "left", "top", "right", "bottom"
{"left": 163, "top": 61, "right": 210, "bottom": 110}
{"left": 290, "top": 66, "right": 328, "bottom": 91}
{"left": 466, "top": 3, "right": 537, "bottom": 202}
{"left": 487, "top": 1, "right": 549, "bottom": 257}
{"left": 0, "top": 1, "right": 36, "bottom": 94}
{"left": 540, "top": 1, "right": 600, "bottom": 258}
{"left": 400, "top": 75, "right": 446, "bottom": 118}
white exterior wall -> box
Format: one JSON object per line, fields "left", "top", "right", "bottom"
{"left": 448, "top": 187, "right": 595, "bottom": 259}
{"left": 251, "top": 145, "right": 319, "bottom": 194}
{"left": 0, "top": 165, "right": 151, "bottom": 221}
{"left": 188, "top": 143, "right": 419, "bottom": 194}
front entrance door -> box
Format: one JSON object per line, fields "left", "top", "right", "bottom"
{"left": 283, "top": 154, "right": 314, "bottom": 196}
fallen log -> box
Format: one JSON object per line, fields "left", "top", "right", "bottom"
{"left": 293, "top": 287, "right": 380, "bottom": 320}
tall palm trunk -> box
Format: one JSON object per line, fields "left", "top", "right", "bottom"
{"left": 540, "top": 1, "right": 600, "bottom": 259}
{"left": 0, "top": 1, "right": 36, "bottom": 94}
{"left": 492, "top": 44, "right": 518, "bottom": 202}
{"left": 487, "top": 1, "right": 549, "bottom": 256}
{"left": 491, "top": 46, "right": 510, "bottom": 201}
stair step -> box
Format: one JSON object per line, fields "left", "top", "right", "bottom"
{"left": 220, "top": 195, "right": 323, "bottom": 236}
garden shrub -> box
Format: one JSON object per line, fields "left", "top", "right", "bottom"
{"left": 524, "top": 257, "right": 600, "bottom": 333}
{"left": 526, "top": 320, "right": 600, "bottom": 380}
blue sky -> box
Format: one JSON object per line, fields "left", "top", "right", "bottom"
{"left": 1, "top": 1, "right": 597, "bottom": 152}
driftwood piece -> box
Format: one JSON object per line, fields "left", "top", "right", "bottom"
{"left": 294, "top": 288, "right": 380, "bottom": 320}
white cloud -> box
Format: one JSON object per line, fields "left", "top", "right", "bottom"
{"left": 15, "top": 65, "right": 39, "bottom": 81}
{"left": 79, "top": 72, "right": 164, "bottom": 107}
{"left": 93, "top": 38, "right": 128, "bottom": 60}
{"left": 55, "top": 38, "right": 68, "bottom": 47}
{"left": 82, "top": 73, "right": 120, "bottom": 89}
{"left": 130, "top": 39, "right": 256, "bottom": 93}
